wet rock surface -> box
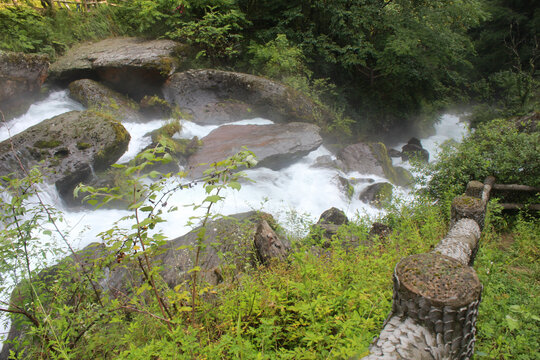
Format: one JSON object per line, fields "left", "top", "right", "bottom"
{"left": 163, "top": 69, "right": 331, "bottom": 125}
{"left": 401, "top": 137, "right": 429, "bottom": 162}
{"left": 68, "top": 79, "right": 143, "bottom": 122}
{"left": 0, "top": 51, "right": 49, "bottom": 119}
{"left": 187, "top": 122, "right": 322, "bottom": 178}
{"left": 49, "top": 37, "right": 185, "bottom": 99}
{"left": 337, "top": 142, "right": 404, "bottom": 186}
{"left": 0, "top": 110, "right": 130, "bottom": 204}
{"left": 359, "top": 182, "right": 394, "bottom": 208}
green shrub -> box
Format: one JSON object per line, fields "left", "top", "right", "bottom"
{"left": 248, "top": 34, "right": 310, "bottom": 81}
{"left": 167, "top": 5, "right": 249, "bottom": 65}
{"left": 426, "top": 116, "right": 540, "bottom": 199}
{"left": 0, "top": 5, "right": 119, "bottom": 58}
{"left": 0, "top": 6, "right": 54, "bottom": 55}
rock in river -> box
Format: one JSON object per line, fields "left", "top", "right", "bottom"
{"left": 0, "top": 110, "right": 130, "bottom": 204}
{"left": 186, "top": 122, "right": 322, "bottom": 178}
{"left": 163, "top": 69, "right": 332, "bottom": 125}
{"left": 68, "top": 79, "right": 143, "bottom": 122}
{"left": 0, "top": 51, "right": 49, "bottom": 119}
{"left": 49, "top": 37, "right": 185, "bottom": 100}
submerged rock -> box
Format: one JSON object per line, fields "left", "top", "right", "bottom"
{"left": 0, "top": 51, "right": 49, "bottom": 119}
{"left": 49, "top": 37, "right": 185, "bottom": 99}
{"left": 163, "top": 69, "right": 332, "bottom": 125}
{"left": 334, "top": 175, "right": 355, "bottom": 199}
{"left": 187, "top": 122, "right": 322, "bottom": 178}
{"left": 0, "top": 110, "right": 130, "bottom": 205}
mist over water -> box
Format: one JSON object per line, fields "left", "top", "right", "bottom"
{"left": 392, "top": 113, "right": 468, "bottom": 170}
{"left": 0, "top": 92, "right": 469, "bottom": 345}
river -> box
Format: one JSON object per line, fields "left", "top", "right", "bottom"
{"left": 0, "top": 89, "right": 468, "bottom": 344}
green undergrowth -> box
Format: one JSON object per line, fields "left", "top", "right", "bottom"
{"left": 474, "top": 208, "right": 540, "bottom": 360}
{"left": 1, "top": 172, "right": 447, "bottom": 359}
{"left": 111, "top": 204, "right": 445, "bottom": 360}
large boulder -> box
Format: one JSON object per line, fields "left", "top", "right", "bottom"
{"left": 0, "top": 110, "right": 130, "bottom": 204}
{"left": 68, "top": 79, "right": 143, "bottom": 122}
{"left": 337, "top": 142, "right": 405, "bottom": 186}
{"left": 49, "top": 37, "right": 185, "bottom": 100}
{"left": 162, "top": 69, "right": 332, "bottom": 125}
{"left": 0, "top": 51, "right": 49, "bottom": 119}
{"left": 187, "top": 122, "right": 322, "bottom": 178}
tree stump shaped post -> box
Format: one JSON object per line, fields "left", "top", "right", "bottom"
{"left": 451, "top": 195, "right": 485, "bottom": 230}
{"left": 465, "top": 180, "right": 484, "bottom": 199}
{"left": 390, "top": 253, "right": 482, "bottom": 359}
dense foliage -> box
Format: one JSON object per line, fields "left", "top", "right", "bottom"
{"left": 0, "top": 1, "right": 538, "bottom": 359}
{"left": 1, "top": 0, "right": 537, "bottom": 135}
{"left": 425, "top": 114, "right": 540, "bottom": 199}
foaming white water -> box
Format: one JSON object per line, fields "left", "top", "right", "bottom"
{"left": 1, "top": 110, "right": 469, "bottom": 250}
{"left": 176, "top": 117, "right": 274, "bottom": 139}
{"left": 0, "top": 90, "right": 84, "bottom": 141}
{"left": 117, "top": 119, "right": 167, "bottom": 163}
{"left": 45, "top": 145, "right": 383, "bottom": 248}
{"left": 392, "top": 113, "right": 468, "bottom": 169}
{"left": 421, "top": 114, "right": 468, "bottom": 157}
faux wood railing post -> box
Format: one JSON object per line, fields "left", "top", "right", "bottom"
{"left": 363, "top": 253, "right": 482, "bottom": 360}
{"left": 361, "top": 179, "right": 489, "bottom": 360}
{"left": 451, "top": 195, "right": 485, "bottom": 230}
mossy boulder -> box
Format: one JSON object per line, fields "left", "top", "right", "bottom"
{"left": 49, "top": 37, "right": 186, "bottom": 100}
{"left": 359, "top": 182, "right": 394, "bottom": 208}
{"left": 139, "top": 95, "right": 182, "bottom": 119}
{"left": 394, "top": 166, "right": 414, "bottom": 187}
{"left": 0, "top": 110, "right": 130, "bottom": 205}
{"left": 162, "top": 69, "right": 334, "bottom": 127}
{"left": 0, "top": 51, "right": 49, "bottom": 119}
{"left": 68, "top": 79, "right": 143, "bottom": 122}
{"left": 336, "top": 142, "right": 404, "bottom": 186}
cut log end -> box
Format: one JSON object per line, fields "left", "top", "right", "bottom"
{"left": 396, "top": 253, "right": 481, "bottom": 308}
{"left": 451, "top": 195, "right": 485, "bottom": 230}
{"left": 465, "top": 180, "right": 484, "bottom": 199}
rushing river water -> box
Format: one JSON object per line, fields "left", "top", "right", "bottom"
{"left": 0, "top": 89, "right": 468, "bottom": 344}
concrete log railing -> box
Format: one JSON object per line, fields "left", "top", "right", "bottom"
{"left": 361, "top": 177, "right": 494, "bottom": 360}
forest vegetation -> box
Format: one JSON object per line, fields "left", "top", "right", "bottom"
{"left": 0, "top": 0, "right": 538, "bottom": 359}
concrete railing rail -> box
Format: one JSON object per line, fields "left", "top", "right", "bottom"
{"left": 360, "top": 177, "right": 497, "bottom": 360}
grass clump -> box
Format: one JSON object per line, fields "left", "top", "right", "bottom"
{"left": 474, "top": 210, "right": 540, "bottom": 360}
